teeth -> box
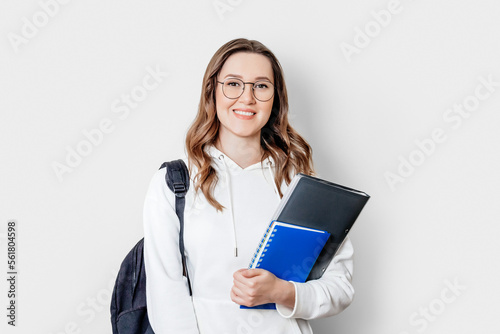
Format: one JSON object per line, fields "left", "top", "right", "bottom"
{"left": 234, "top": 110, "right": 255, "bottom": 116}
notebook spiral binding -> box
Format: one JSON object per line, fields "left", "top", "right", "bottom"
{"left": 249, "top": 220, "right": 277, "bottom": 268}
{"left": 257, "top": 230, "right": 276, "bottom": 267}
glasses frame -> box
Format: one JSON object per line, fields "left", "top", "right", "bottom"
{"left": 216, "top": 77, "right": 275, "bottom": 102}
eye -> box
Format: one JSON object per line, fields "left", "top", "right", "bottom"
{"left": 255, "top": 82, "right": 269, "bottom": 89}
{"left": 225, "top": 79, "right": 241, "bottom": 87}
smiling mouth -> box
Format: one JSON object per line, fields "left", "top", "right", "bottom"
{"left": 233, "top": 110, "right": 256, "bottom": 116}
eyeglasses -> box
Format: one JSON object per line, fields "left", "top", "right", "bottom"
{"left": 217, "top": 78, "right": 275, "bottom": 102}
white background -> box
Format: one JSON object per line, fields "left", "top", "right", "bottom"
{"left": 1, "top": 0, "right": 499, "bottom": 333}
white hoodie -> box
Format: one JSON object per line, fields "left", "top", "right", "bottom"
{"left": 143, "top": 145, "right": 355, "bottom": 334}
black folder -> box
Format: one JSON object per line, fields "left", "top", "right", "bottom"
{"left": 270, "top": 173, "right": 370, "bottom": 280}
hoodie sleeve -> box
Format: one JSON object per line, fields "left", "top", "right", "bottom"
{"left": 275, "top": 236, "right": 355, "bottom": 320}
{"left": 143, "top": 168, "right": 200, "bottom": 333}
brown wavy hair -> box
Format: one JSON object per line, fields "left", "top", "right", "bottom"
{"left": 185, "top": 38, "right": 315, "bottom": 212}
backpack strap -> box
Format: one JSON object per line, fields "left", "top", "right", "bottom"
{"left": 159, "top": 159, "right": 192, "bottom": 296}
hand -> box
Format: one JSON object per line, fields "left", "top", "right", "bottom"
{"left": 230, "top": 269, "right": 295, "bottom": 308}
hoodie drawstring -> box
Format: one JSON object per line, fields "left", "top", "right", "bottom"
{"left": 218, "top": 154, "right": 239, "bottom": 257}
{"left": 218, "top": 154, "right": 281, "bottom": 258}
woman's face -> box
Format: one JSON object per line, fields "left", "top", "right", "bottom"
{"left": 215, "top": 52, "right": 274, "bottom": 145}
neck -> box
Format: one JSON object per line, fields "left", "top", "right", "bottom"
{"left": 215, "top": 133, "right": 263, "bottom": 169}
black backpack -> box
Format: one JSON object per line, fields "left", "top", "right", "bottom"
{"left": 110, "top": 159, "right": 192, "bottom": 334}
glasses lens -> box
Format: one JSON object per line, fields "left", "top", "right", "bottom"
{"left": 253, "top": 81, "right": 274, "bottom": 101}
{"left": 223, "top": 78, "right": 244, "bottom": 99}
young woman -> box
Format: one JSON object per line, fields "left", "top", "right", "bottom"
{"left": 143, "top": 38, "right": 354, "bottom": 333}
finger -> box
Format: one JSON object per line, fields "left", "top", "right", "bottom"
{"left": 233, "top": 270, "right": 260, "bottom": 288}
{"left": 241, "top": 268, "right": 264, "bottom": 278}
{"left": 233, "top": 268, "right": 249, "bottom": 281}
{"left": 231, "top": 284, "right": 244, "bottom": 297}
{"left": 230, "top": 286, "right": 245, "bottom": 305}
{"left": 232, "top": 270, "right": 248, "bottom": 285}
{"left": 230, "top": 288, "right": 239, "bottom": 304}
{"left": 232, "top": 278, "right": 253, "bottom": 294}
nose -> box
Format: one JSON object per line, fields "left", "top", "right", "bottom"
{"left": 239, "top": 83, "right": 255, "bottom": 104}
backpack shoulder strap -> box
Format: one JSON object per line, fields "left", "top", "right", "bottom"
{"left": 159, "top": 159, "right": 192, "bottom": 296}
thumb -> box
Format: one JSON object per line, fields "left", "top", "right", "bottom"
{"left": 233, "top": 268, "right": 248, "bottom": 279}
{"left": 241, "top": 268, "right": 263, "bottom": 278}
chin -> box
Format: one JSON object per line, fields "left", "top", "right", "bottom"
{"left": 230, "top": 129, "right": 261, "bottom": 139}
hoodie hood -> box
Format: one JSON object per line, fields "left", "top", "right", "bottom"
{"left": 203, "top": 144, "right": 280, "bottom": 257}
{"left": 205, "top": 144, "right": 276, "bottom": 173}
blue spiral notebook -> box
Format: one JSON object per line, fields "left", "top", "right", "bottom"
{"left": 240, "top": 173, "right": 369, "bottom": 310}
{"left": 240, "top": 221, "right": 330, "bottom": 309}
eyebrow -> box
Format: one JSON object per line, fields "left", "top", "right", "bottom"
{"left": 223, "top": 73, "right": 273, "bottom": 82}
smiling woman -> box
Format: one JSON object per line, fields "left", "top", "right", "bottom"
{"left": 215, "top": 52, "right": 275, "bottom": 156}
{"left": 142, "top": 38, "right": 355, "bottom": 333}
